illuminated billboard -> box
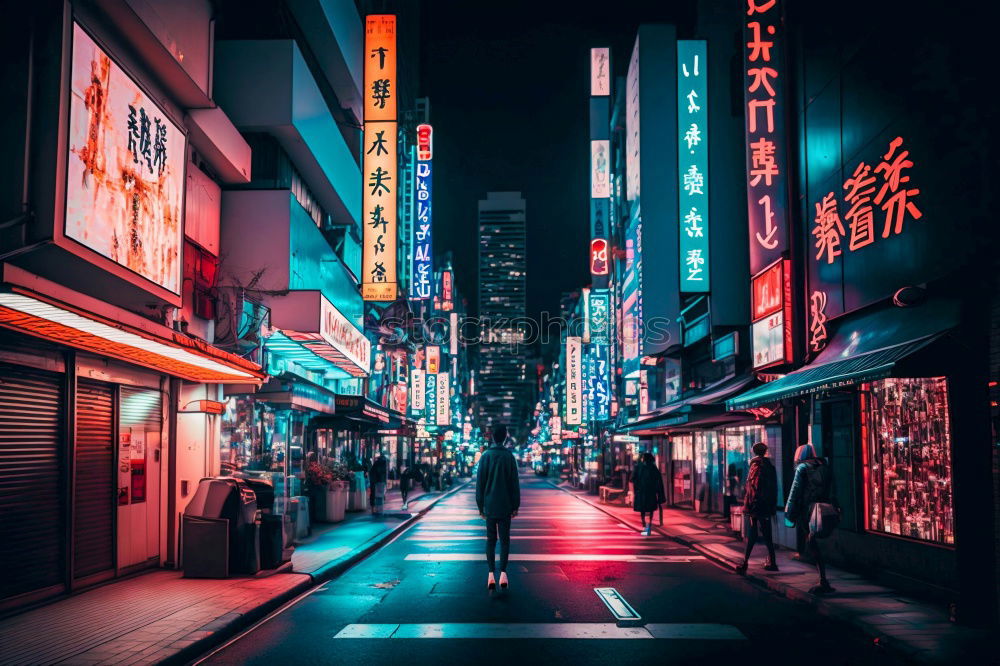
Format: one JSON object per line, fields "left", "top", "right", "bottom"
{"left": 362, "top": 15, "right": 398, "bottom": 301}
{"left": 678, "top": 40, "right": 709, "bottom": 292}
{"left": 412, "top": 155, "right": 432, "bottom": 300}
{"left": 751, "top": 259, "right": 792, "bottom": 369}
{"left": 590, "top": 47, "right": 610, "bottom": 96}
{"left": 565, "top": 336, "right": 582, "bottom": 425}
{"left": 591, "top": 140, "right": 610, "bottom": 199}
{"left": 66, "top": 23, "right": 185, "bottom": 295}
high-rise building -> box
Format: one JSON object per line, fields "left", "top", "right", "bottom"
{"left": 477, "top": 192, "right": 528, "bottom": 432}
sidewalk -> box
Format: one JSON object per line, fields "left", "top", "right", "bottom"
{"left": 0, "top": 481, "right": 468, "bottom": 666}
{"left": 551, "top": 481, "right": 991, "bottom": 664}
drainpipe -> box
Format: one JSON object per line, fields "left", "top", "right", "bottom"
{"left": 165, "top": 377, "right": 179, "bottom": 568}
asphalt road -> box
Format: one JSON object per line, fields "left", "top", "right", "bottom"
{"left": 199, "top": 473, "right": 900, "bottom": 666}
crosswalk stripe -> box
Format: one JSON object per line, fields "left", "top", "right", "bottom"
{"left": 333, "top": 623, "right": 745, "bottom": 640}
{"left": 405, "top": 535, "right": 649, "bottom": 540}
{"left": 404, "top": 554, "right": 703, "bottom": 562}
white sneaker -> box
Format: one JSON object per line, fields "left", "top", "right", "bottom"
{"left": 643, "top": 524, "right": 652, "bottom": 536}
{"left": 499, "top": 571, "right": 509, "bottom": 590}
{"left": 487, "top": 572, "right": 496, "bottom": 591}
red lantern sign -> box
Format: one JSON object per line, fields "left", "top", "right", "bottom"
{"left": 590, "top": 238, "right": 609, "bottom": 276}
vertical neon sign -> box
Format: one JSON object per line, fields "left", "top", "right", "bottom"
{"left": 412, "top": 123, "right": 433, "bottom": 300}
{"left": 678, "top": 40, "right": 709, "bottom": 292}
{"left": 363, "top": 15, "right": 398, "bottom": 301}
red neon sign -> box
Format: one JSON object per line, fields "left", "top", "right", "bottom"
{"left": 751, "top": 260, "right": 783, "bottom": 320}
{"left": 416, "top": 124, "right": 432, "bottom": 161}
{"left": 590, "top": 238, "right": 609, "bottom": 276}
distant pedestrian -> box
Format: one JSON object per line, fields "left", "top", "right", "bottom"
{"left": 370, "top": 453, "right": 388, "bottom": 515}
{"left": 736, "top": 442, "right": 778, "bottom": 575}
{"left": 632, "top": 452, "right": 665, "bottom": 536}
{"left": 785, "top": 443, "right": 836, "bottom": 594}
{"left": 476, "top": 424, "right": 520, "bottom": 592}
{"left": 399, "top": 465, "right": 413, "bottom": 510}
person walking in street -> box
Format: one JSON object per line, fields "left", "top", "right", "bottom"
{"left": 632, "top": 452, "right": 665, "bottom": 536}
{"left": 476, "top": 424, "right": 520, "bottom": 592}
{"left": 785, "top": 443, "right": 836, "bottom": 594}
{"left": 370, "top": 453, "right": 388, "bottom": 515}
{"left": 399, "top": 464, "right": 413, "bottom": 510}
{"left": 736, "top": 442, "right": 779, "bottom": 575}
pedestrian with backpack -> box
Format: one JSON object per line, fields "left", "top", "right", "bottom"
{"left": 785, "top": 443, "right": 838, "bottom": 594}
{"left": 736, "top": 442, "right": 779, "bottom": 575}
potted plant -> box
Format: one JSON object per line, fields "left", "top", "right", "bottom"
{"left": 305, "top": 461, "right": 334, "bottom": 522}
{"left": 327, "top": 462, "right": 351, "bottom": 522}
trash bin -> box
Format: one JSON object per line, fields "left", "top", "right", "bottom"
{"left": 183, "top": 478, "right": 261, "bottom": 577}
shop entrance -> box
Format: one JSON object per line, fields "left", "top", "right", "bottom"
{"left": 117, "top": 387, "right": 162, "bottom": 571}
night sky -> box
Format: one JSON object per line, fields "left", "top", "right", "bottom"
{"left": 421, "top": 0, "right": 695, "bottom": 322}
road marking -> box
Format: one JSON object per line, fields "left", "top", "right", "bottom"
{"left": 594, "top": 588, "right": 643, "bottom": 627}
{"left": 404, "top": 554, "right": 703, "bottom": 562}
{"left": 333, "top": 623, "right": 745, "bottom": 640}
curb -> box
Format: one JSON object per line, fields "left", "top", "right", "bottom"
{"left": 547, "top": 481, "right": 933, "bottom": 664}
{"left": 178, "top": 479, "right": 471, "bottom": 665}
{"left": 308, "top": 479, "right": 472, "bottom": 583}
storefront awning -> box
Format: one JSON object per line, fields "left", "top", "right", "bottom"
{"left": 0, "top": 290, "right": 265, "bottom": 383}
{"left": 727, "top": 300, "right": 958, "bottom": 411}
{"left": 266, "top": 291, "right": 369, "bottom": 378}
{"left": 620, "top": 404, "right": 693, "bottom": 434}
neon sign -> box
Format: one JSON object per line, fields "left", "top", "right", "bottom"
{"left": 590, "top": 238, "right": 609, "bottom": 276}
{"left": 743, "top": 0, "right": 790, "bottom": 275}
{"left": 678, "top": 40, "right": 709, "bottom": 292}
{"left": 751, "top": 259, "right": 792, "bottom": 369}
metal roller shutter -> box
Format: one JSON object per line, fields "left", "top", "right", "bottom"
{"left": 120, "top": 386, "right": 162, "bottom": 431}
{"left": 74, "top": 380, "right": 114, "bottom": 579}
{"left": 0, "top": 364, "right": 63, "bottom": 601}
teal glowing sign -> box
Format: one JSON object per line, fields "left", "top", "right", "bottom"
{"left": 678, "top": 40, "right": 709, "bottom": 292}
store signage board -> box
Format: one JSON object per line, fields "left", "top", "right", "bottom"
{"left": 743, "top": 0, "right": 790, "bottom": 275}
{"left": 626, "top": 37, "right": 641, "bottom": 203}
{"left": 411, "top": 143, "right": 432, "bottom": 300}
{"left": 678, "top": 40, "right": 709, "bottom": 292}
{"left": 566, "top": 336, "right": 582, "bottom": 425}
{"left": 67, "top": 24, "right": 185, "bottom": 295}
{"left": 591, "top": 47, "right": 611, "bottom": 96}
{"left": 416, "top": 123, "right": 432, "bottom": 160}
{"left": 592, "top": 344, "right": 611, "bottom": 421}
{"left": 588, "top": 289, "right": 611, "bottom": 346}
{"left": 319, "top": 295, "right": 371, "bottom": 373}
{"left": 362, "top": 15, "right": 398, "bottom": 301}
{"left": 590, "top": 238, "right": 609, "bottom": 276}
{"left": 410, "top": 368, "right": 425, "bottom": 412}
{"left": 713, "top": 331, "right": 738, "bottom": 361}
{"left": 425, "top": 371, "right": 437, "bottom": 424}
{"left": 426, "top": 345, "right": 440, "bottom": 374}
{"left": 751, "top": 259, "right": 792, "bottom": 369}
{"left": 449, "top": 312, "right": 459, "bottom": 355}
{"left": 591, "top": 140, "right": 610, "bottom": 199}
{"left": 436, "top": 372, "right": 450, "bottom": 426}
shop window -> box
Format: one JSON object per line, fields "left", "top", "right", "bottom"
{"left": 860, "top": 378, "right": 955, "bottom": 545}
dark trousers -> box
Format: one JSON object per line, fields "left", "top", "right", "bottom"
{"left": 485, "top": 516, "right": 512, "bottom": 572}
{"left": 743, "top": 515, "right": 776, "bottom": 563}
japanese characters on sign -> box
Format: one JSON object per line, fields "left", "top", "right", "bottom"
{"left": 678, "top": 41, "right": 709, "bottom": 292}
{"left": 411, "top": 143, "right": 433, "bottom": 300}
{"left": 751, "top": 259, "right": 792, "bottom": 368}
{"left": 812, "top": 137, "right": 923, "bottom": 266}
{"left": 363, "top": 15, "right": 398, "bottom": 301}
{"left": 588, "top": 289, "right": 611, "bottom": 346}
{"left": 591, "top": 47, "right": 611, "bottom": 96}
{"left": 436, "top": 372, "right": 450, "bottom": 426}
{"left": 590, "top": 344, "right": 611, "bottom": 421}
{"left": 743, "top": 0, "right": 790, "bottom": 275}
{"left": 449, "top": 312, "right": 459, "bottom": 356}
{"left": 565, "top": 336, "right": 582, "bottom": 425}
{"left": 410, "top": 368, "right": 425, "bottom": 412}
{"left": 621, "top": 218, "right": 642, "bottom": 378}
{"left": 591, "top": 140, "right": 610, "bottom": 199}
{"left": 441, "top": 270, "right": 453, "bottom": 310}
{"left": 67, "top": 24, "right": 185, "bottom": 295}
{"left": 809, "top": 290, "right": 828, "bottom": 353}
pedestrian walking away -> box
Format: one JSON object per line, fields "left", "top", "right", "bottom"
{"left": 736, "top": 442, "right": 778, "bottom": 576}
{"left": 632, "top": 452, "right": 665, "bottom": 536}
{"left": 399, "top": 464, "right": 413, "bottom": 510}
{"left": 476, "top": 424, "right": 520, "bottom": 592}
{"left": 785, "top": 443, "right": 838, "bottom": 594}
{"left": 370, "top": 452, "right": 388, "bottom": 515}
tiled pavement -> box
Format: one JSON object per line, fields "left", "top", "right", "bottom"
{"left": 0, "top": 482, "right": 467, "bottom": 666}
{"left": 553, "top": 481, "right": 993, "bottom": 664}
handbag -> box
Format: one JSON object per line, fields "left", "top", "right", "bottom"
{"left": 808, "top": 502, "right": 840, "bottom": 538}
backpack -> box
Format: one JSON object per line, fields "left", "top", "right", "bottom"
{"left": 808, "top": 502, "right": 840, "bottom": 538}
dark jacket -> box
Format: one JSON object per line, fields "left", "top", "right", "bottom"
{"left": 632, "top": 461, "right": 665, "bottom": 513}
{"left": 784, "top": 458, "right": 832, "bottom": 525}
{"left": 399, "top": 468, "right": 413, "bottom": 493}
{"left": 476, "top": 444, "right": 520, "bottom": 518}
{"left": 743, "top": 456, "right": 778, "bottom": 518}
{"left": 370, "top": 457, "right": 388, "bottom": 484}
